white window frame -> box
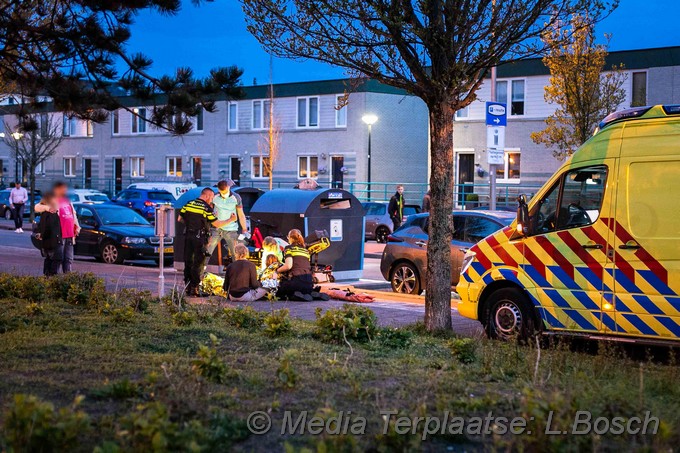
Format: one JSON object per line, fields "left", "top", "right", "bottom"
{"left": 496, "top": 79, "right": 526, "bottom": 117}
{"left": 63, "top": 157, "right": 76, "bottom": 178}
{"left": 297, "top": 155, "right": 319, "bottom": 180}
{"left": 335, "top": 95, "right": 347, "bottom": 128}
{"left": 131, "top": 107, "right": 147, "bottom": 134}
{"left": 495, "top": 149, "right": 521, "bottom": 184}
{"left": 630, "top": 70, "right": 648, "bottom": 108}
{"left": 252, "top": 100, "right": 271, "bottom": 130}
{"left": 455, "top": 106, "right": 469, "bottom": 120}
{"left": 251, "top": 155, "right": 270, "bottom": 179}
{"left": 35, "top": 161, "right": 45, "bottom": 175}
{"left": 296, "top": 96, "right": 320, "bottom": 129}
{"left": 166, "top": 156, "right": 183, "bottom": 177}
{"left": 111, "top": 110, "right": 119, "bottom": 135}
{"left": 130, "top": 157, "right": 145, "bottom": 178}
{"left": 194, "top": 106, "right": 204, "bottom": 132}
{"left": 63, "top": 115, "right": 76, "bottom": 137}
{"left": 228, "top": 102, "right": 238, "bottom": 131}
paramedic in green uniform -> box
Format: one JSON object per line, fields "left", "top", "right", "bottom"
{"left": 207, "top": 179, "right": 249, "bottom": 265}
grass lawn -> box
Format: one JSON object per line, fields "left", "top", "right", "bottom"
{"left": 0, "top": 273, "right": 678, "bottom": 452}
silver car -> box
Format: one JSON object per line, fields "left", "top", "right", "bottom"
{"left": 363, "top": 202, "right": 421, "bottom": 243}
{"left": 380, "top": 210, "right": 515, "bottom": 294}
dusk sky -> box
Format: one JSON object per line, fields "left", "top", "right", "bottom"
{"left": 124, "top": 0, "right": 680, "bottom": 85}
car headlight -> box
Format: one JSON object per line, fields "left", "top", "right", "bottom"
{"left": 122, "top": 237, "right": 146, "bottom": 244}
{"left": 460, "top": 250, "right": 476, "bottom": 276}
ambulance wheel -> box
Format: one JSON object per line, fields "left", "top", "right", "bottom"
{"left": 484, "top": 287, "right": 535, "bottom": 341}
{"left": 375, "top": 226, "right": 390, "bottom": 244}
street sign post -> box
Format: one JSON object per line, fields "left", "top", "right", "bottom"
{"left": 486, "top": 102, "right": 507, "bottom": 166}
{"left": 486, "top": 101, "right": 507, "bottom": 209}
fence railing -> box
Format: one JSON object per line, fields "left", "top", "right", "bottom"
{"left": 348, "top": 181, "right": 545, "bottom": 209}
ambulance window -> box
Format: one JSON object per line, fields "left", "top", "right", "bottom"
{"left": 556, "top": 166, "right": 608, "bottom": 230}
{"left": 533, "top": 181, "right": 561, "bottom": 234}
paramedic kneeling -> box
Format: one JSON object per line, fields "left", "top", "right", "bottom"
{"left": 179, "top": 188, "right": 234, "bottom": 296}
{"left": 223, "top": 244, "right": 267, "bottom": 301}
{"left": 276, "top": 229, "right": 315, "bottom": 301}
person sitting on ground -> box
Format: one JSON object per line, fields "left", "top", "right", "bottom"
{"left": 260, "top": 236, "right": 283, "bottom": 271}
{"left": 36, "top": 191, "right": 62, "bottom": 276}
{"left": 276, "top": 229, "right": 329, "bottom": 301}
{"left": 222, "top": 244, "right": 268, "bottom": 302}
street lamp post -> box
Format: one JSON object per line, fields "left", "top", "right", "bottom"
{"left": 11, "top": 132, "right": 23, "bottom": 184}
{"left": 361, "top": 114, "right": 378, "bottom": 201}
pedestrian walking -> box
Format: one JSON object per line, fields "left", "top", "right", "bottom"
{"left": 206, "top": 180, "right": 249, "bottom": 267}
{"left": 9, "top": 181, "right": 28, "bottom": 232}
{"left": 178, "top": 187, "right": 232, "bottom": 296}
{"left": 388, "top": 185, "right": 405, "bottom": 230}
{"left": 36, "top": 191, "right": 63, "bottom": 276}
{"left": 422, "top": 190, "right": 431, "bottom": 213}
{"left": 223, "top": 244, "right": 268, "bottom": 302}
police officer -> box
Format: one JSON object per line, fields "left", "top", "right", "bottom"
{"left": 178, "top": 188, "right": 234, "bottom": 296}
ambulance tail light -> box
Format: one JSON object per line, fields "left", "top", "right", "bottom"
{"left": 460, "top": 251, "right": 476, "bottom": 275}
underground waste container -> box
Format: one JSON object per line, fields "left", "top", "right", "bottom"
{"left": 249, "top": 188, "right": 365, "bottom": 281}
{"left": 173, "top": 186, "right": 264, "bottom": 268}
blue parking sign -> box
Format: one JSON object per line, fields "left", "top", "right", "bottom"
{"left": 486, "top": 102, "right": 507, "bottom": 127}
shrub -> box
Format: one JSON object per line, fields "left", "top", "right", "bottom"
{"left": 223, "top": 306, "right": 264, "bottom": 330}
{"left": 2, "top": 394, "right": 89, "bottom": 452}
{"left": 277, "top": 349, "right": 298, "bottom": 389}
{"left": 48, "top": 273, "right": 106, "bottom": 306}
{"left": 192, "top": 334, "right": 229, "bottom": 384}
{"left": 116, "top": 402, "right": 200, "bottom": 452}
{"left": 314, "top": 304, "right": 378, "bottom": 344}
{"left": 448, "top": 338, "right": 477, "bottom": 364}
{"left": 0, "top": 275, "right": 48, "bottom": 302}
{"left": 92, "top": 378, "right": 142, "bottom": 400}
{"left": 113, "top": 288, "right": 154, "bottom": 313}
{"left": 376, "top": 327, "right": 413, "bottom": 349}
{"left": 172, "top": 311, "right": 196, "bottom": 327}
{"left": 264, "top": 309, "right": 292, "bottom": 338}
{"left": 25, "top": 302, "right": 44, "bottom": 316}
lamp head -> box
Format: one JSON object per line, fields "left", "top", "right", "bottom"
{"left": 361, "top": 114, "right": 378, "bottom": 126}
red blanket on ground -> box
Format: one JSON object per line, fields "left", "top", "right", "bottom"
{"left": 322, "top": 288, "right": 375, "bottom": 303}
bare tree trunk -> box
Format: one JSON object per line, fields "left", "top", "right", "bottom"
{"left": 424, "top": 100, "right": 454, "bottom": 332}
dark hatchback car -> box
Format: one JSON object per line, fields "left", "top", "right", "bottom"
{"left": 362, "top": 202, "right": 421, "bottom": 243}
{"left": 380, "top": 210, "right": 515, "bottom": 294}
{"left": 113, "top": 188, "right": 174, "bottom": 220}
{"left": 74, "top": 203, "right": 173, "bottom": 265}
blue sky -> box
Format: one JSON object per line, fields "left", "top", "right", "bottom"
{"left": 123, "top": 0, "right": 680, "bottom": 85}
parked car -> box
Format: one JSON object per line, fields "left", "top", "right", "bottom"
{"left": 73, "top": 203, "right": 173, "bottom": 265}
{"left": 112, "top": 188, "right": 174, "bottom": 220}
{"left": 380, "top": 210, "right": 515, "bottom": 294}
{"left": 126, "top": 182, "right": 196, "bottom": 200}
{"left": 68, "top": 189, "right": 111, "bottom": 204}
{"left": 0, "top": 188, "right": 41, "bottom": 220}
{"left": 362, "top": 202, "right": 421, "bottom": 243}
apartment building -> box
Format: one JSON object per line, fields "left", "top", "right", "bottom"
{"left": 0, "top": 79, "right": 430, "bottom": 197}
{"left": 452, "top": 46, "right": 680, "bottom": 205}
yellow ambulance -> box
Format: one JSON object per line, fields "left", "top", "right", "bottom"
{"left": 456, "top": 105, "right": 680, "bottom": 344}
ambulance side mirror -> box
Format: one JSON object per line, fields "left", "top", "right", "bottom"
{"left": 517, "top": 194, "right": 530, "bottom": 236}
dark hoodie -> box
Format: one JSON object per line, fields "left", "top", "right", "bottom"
{"left": 388, "top": 191, "right": 404, "bottom": 222}
{"left": 38, "top": 210, "right": 62, "bottom": 250}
